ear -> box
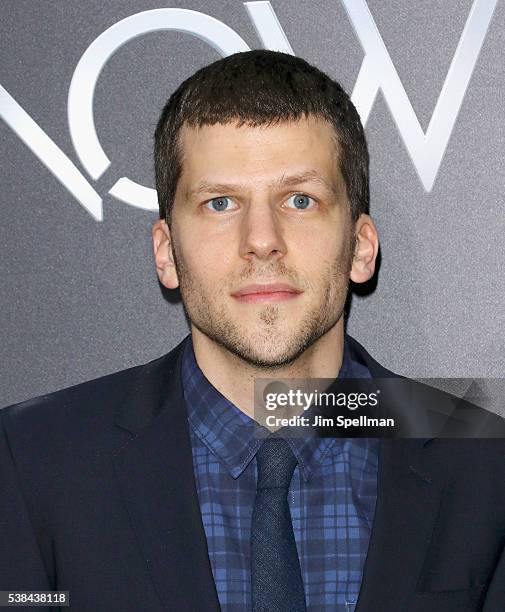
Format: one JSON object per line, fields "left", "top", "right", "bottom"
{"left": 350, "top": 214, "right": 379, "bottom": 283}
{"left": 152, "top": 218, "right": 179, "bottom": 289}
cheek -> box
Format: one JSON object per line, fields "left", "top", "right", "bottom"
{"left": 178, "top": 242, "right": 235, "bottom": 289}
{"left": 294, "top": 232, "right": 353, "bottom": 293}
{"left": 293, "top": 228, "right": 347, "bottom": 266}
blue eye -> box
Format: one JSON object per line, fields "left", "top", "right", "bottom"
{"left": 286, "top": 194, "right": 315, "bottom": 210}
{"left": 205, "top": 197, "right": 236, "bottom": 212}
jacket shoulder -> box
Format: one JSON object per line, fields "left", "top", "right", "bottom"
{"left": 3, "top": 360, "right": 141, "bottom": 429}
{"left": 1, "top": 338, "right": 187, "bottom": 438}
{"left": 345, "top": 333, "right": 505, "bottom": 442}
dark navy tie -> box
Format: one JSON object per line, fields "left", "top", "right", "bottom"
{"left": 251, "top": 438, "right": 307, "bottom": 612}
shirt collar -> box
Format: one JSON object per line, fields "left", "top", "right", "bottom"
{"left": 181, "top": 334, "right": 370, "bottom": 482}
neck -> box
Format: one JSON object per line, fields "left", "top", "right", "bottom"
{"left": 190, "top": 319, "right": 345, "bottom": 419}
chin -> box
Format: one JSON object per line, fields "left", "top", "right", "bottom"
{"left": 224, "top": 335, "right": 309, "bottom": 369}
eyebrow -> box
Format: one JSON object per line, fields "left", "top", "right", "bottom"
{"left": 186, "top": 170, "right": 340, "bottom": 200}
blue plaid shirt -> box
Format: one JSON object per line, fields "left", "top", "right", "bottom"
{"left": 182, "top": 335, "right": 379, "bottom": 611}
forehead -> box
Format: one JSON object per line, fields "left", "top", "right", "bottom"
{"left": 177, "top": 117, "right": 342, "bottom": 190}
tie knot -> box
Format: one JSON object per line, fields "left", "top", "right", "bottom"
{"left": 256, "top": 438, "right": 298, "bottom": 490}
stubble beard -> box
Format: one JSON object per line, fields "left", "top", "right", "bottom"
{"left": 171, "top": 238, "right": 353, "bottom": 371}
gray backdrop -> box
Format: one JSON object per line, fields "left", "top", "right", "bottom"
{"left": 1, "top": 0, "right": 504, "bottom": 408}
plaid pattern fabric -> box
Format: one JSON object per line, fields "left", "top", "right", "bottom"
{"left": 182, "top": 336, "right": 379, "bottom": 611}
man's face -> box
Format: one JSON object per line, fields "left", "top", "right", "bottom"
{"left": 167, "top": 116, "right": 356, "bottom": 368}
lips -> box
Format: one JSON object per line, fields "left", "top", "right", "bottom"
{"left": 231, "top": 283, "right": 303, "bottom": 303}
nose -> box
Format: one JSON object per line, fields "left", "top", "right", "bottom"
{"left": 239, "top": 200, "right": 287, "bottom": 262}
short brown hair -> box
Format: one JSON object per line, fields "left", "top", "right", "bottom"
{"left": 154, "top": 50, "right": 369, "bottom": 224}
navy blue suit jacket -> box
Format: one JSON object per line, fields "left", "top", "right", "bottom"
{"left": 2, "top": 335, "right": 505, "bottom": 611}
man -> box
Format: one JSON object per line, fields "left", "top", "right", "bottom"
{"left": 1, "top": 50, "right": 505, "bottom": 612}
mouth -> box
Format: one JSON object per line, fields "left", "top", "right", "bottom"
{"left": 231, "top": 283, "right": 303, "bottom": 304}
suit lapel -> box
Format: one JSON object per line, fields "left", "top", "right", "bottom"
{"left": 345, "top": 335, "right": 448, "bottom": 609}
{"left": 110, "top": 337, "right": 220, "bottom": 611}
{"left": 355, "top": 437, "right": 447, "bottom": 609}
